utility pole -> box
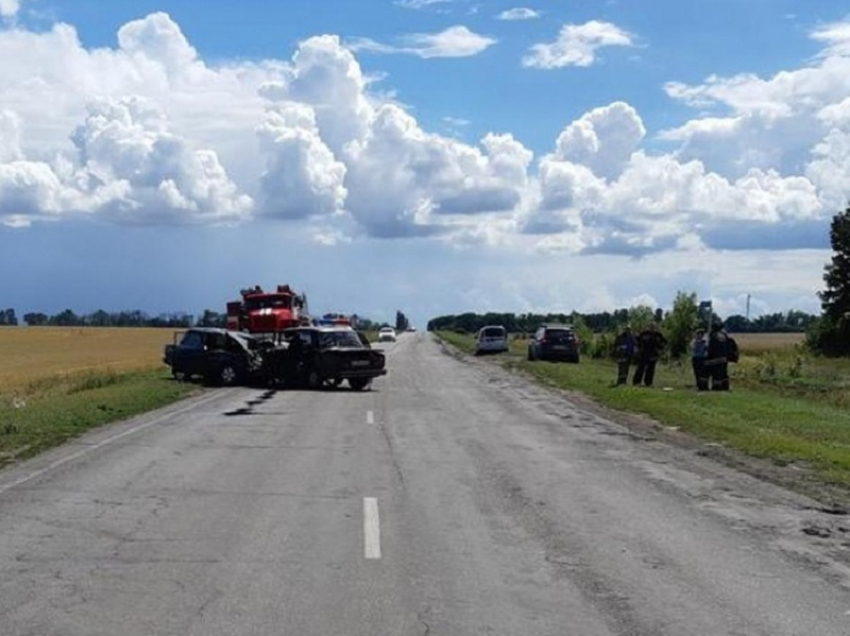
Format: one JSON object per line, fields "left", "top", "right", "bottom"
{"left": 746, "top": 294, "right": 751, "bottom": 322}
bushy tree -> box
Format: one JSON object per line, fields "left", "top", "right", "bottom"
{"left": 820, "top": 206, "right": 850, "bottom": 320}
{"left": 810, "top": 205, "right": 850, "bottom": 355}
{"left": 663, "top": 291, "right": 699, "bottom": 359}
{"left": 23, "top": 312, "right": 48, "bottom": 326}
{"left": 395, "top": 310, "right": 410, "bottom": 332}
{"left": 627, "top": 305, "right": 656, "bottom": 332}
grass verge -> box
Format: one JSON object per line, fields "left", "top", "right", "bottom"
{"left": 437, "top": 331, "right": 850, "bottom": 500}
{"left": 0, "top": 369, "right": 199, "bottom": 469}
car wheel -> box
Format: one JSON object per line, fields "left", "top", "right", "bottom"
{"left": 349, "top": 378, "right": 371, "bottom": 391}
{"left": 527, "top": 347, "right": 534, "bottom": 361}
{"left": 306, "top": 369, "right": 324, "bottom": 390}
{"left": 219, "top": 364, "right": 239, "bottom": 386}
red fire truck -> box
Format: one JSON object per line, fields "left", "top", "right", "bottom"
{"left": 226, "top": 285, "right": 310, "bottom": 333}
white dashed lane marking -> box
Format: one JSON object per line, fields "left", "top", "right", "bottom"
{"left": 363, "top": 497, "right": 381, "bottom": 559}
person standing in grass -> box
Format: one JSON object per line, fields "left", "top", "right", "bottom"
{"left": 613, "top": 324, "right": 636, "bottom": 386}
{"left": 705, "top": 322, "right": 731, "bottom": 391}
{"left": 632, "top": 323, "right": 668, "bottom": 387}
{"left": 691, "top": 328, "right": 709, "bottom": 391}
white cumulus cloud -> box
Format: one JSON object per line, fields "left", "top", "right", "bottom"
{"left": 349, "top": 26, "right": 496, "bottom": 59}
{"left": 1, "top": 10, "right": 849, "bottom": 258}
{"left": 497, "top": 8, "right": 541, "bottom": 21}
{"left": 0, "top": 0, "right": 19, "bottom": 19}
{"left": 71, "top": 97, "right": 252, "bottom": 225}
{"left": 256, "top": 102, "right": 347, "bottom": 220}
{"left": 523, "top": 21, "right": 634, "bottom": 69}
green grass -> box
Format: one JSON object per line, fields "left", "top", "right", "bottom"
{"left": 0, "top": 369, "right": 198, "bottom": 469}
{"left": 437, "top": 331, "right": 850, "bottom": 495}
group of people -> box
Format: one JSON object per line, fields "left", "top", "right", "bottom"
{"left": 614, "top": 323, "right": 737, "bottom": 391}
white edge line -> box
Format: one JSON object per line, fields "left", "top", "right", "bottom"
{"left": 364, "top": 497, "right": 381, "bottom": 560}
{"left": 0, "top": 390, "right": 229, "bottom": 497}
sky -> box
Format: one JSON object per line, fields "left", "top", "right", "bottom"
{"left": 1, "top": 0, "right": 849, "bottom": 327}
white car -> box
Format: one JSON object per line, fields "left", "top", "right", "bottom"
{"left": 377, "top": 327, "right": 397, "bottom": 342}
{"left": 475, "top": 325, "right": 509, "bottom": 355}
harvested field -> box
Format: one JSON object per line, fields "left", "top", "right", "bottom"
{"left": 0, "top": 327, "right": 174, "bottom": 395}
{"left": 732, "top": 332, "right": 805, "bottom": 353}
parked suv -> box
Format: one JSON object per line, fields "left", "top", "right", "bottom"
{"left": 527, "top": 324, "right": 580, "bottom": 363}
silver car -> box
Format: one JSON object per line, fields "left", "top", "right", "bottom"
{"left": 474, "top": 325, "right": 509, "bottom": 355}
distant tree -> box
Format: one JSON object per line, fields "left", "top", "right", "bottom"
{"left": 627, "top": 305, "right": 656, "bottom": 333}
{"left": 198, "top": 309, "right": 226, "bottom": 328}
{"left": 23, "top": 312, "right": 48, "bottom": 326}
{"left": 51, "top": 309, "right": 80, "bottom": 326}
{"left": 724, "top": 314, "right": 750, "bottom": 333}
{"left": 86, "top": 309, "right": 112, "bottom": 327}
{"left": 395, "top": 310, "right": 409, "bottom": 332}
{"left": 0, "top": 308, "right": 16, "bottom": 326}
{"left": 664, "top": 291, "right": 698, "bottom": 360}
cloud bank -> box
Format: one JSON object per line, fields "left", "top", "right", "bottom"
{"left": 0, "top": 12, "right": 848, "bottom": 258}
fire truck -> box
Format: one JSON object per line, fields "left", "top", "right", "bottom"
{"left": 226, "top": 285, "right": 310, "bottom": 334}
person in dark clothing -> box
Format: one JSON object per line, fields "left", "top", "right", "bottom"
{"left": 613, "top": 325, "right": 636, "bottom": 386}
{"left": 705, "top": 324, "right": 731, "bottom": 390}
{"left": 285, "top": 333, "right": 307, "bottom": 386}
{"left": 691, "top": 328, "right": 709, "bottom": 391}
{"left": 632, "top": 322, "right": 668, "bottom": 387}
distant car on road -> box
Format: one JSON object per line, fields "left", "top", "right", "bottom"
{"left": 475, "top": 325, "right": 509, "bottom": 355}
{"left": 377, "top": 326, "right": 397, "bottom": 342}
{"left": 527, "top": 324, "right": 580, "bottom": 363}
{"left": 163, "top": 327, "right": 264, "bottom": 386}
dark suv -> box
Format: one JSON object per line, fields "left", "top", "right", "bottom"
{"left": 527, "top": 324, "right": 580, "bottom": 363}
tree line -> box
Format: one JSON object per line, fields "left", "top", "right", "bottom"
{"left": 0, "top": 308, "right": 196, "bottom": 328}
{"left": 0, "top": 307, "right": 401, "bottom": 330}
{"left": 427, "top": 308, "right": 816, "bottom": 338}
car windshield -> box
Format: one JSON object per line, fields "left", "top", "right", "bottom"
{"left": 546, "top": 329, "right": 574, "bottom": 340}
{"left": 482, "top": 327, "right": 505, "bottom": 338}
{"left": 319, "top": 330, "right": 364, "bottom": 348}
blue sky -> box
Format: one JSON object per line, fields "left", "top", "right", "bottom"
{"left": 1, "top": 0, "right": 849, "bottom": 326}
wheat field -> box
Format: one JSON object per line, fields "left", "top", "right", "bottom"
{"left": 731, "top": 332, "right": 805, "bottom": 354}
{"left": 0, "top": 327, "right": 177, "bottom": 394}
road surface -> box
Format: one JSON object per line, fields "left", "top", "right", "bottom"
{"left": 1, "top": 332, "right": 849, "bottom": 635}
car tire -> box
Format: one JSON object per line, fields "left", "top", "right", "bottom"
{"left": 349, "top": 378, "right": 371, "bottom": 391}
{"left": 306, "top": 369, "right": 324, "bottom": 390}
{"left": 218, "top": 364, "right": 239, "bottom": 386}
{"left": 527, "top": 347, "right": 534, "bottom": 361}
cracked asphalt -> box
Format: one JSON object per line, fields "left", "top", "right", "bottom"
{"left": 1, "top": 332, "right": 849, "bottom": 635}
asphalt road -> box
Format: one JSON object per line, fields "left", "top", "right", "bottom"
{"left": 2, "top": 332, "right": 849, "bottom": 635}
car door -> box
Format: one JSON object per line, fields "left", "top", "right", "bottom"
{"left": 177, "top": 330, "right": 206, "bottom": 376}
{"left": 533, "top": 327, "right": 545, "bottom": 356}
